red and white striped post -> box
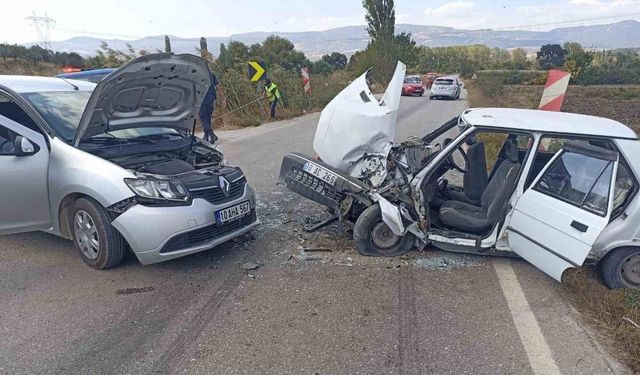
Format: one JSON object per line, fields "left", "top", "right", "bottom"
{"left": 301, "top": 67, "right": 311, "bottom": 94}
{"left": 538, "top": 69, "right": 571, "bottom": 111}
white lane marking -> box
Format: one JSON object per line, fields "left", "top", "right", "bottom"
{"left": 493, "top": 259, "right": 561, "bottom": 375}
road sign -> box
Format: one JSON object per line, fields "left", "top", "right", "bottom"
{"left": 539, "top": 69, "right": 570, "bottom": 111}
{"left": 248, "top": 61, "right": 266, "bottom": 82}
{"left": 301, "top": 67, "right": 311, "bottom": 94}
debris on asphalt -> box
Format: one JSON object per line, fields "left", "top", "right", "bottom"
{"left": 240, "top": 261, "right": 260, "bottom": 270}
{"left": 290, "top": 252, "right": 323, "bottom": 262}
{"left": 301, "top": 247, "right": 332, "bottom": 252}
{"left": 248, "top": 274, "right": 256, "bottom": 279}
{"left": 412, "top": 254, "right": 479, "bottom": 271}
{"left": 334, "top": 261, "right": 353, "bottom": 267}
{"left": 115, "top": 287, "right": 155, "bottom": 295}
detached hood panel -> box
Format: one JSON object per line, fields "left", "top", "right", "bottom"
{"left": 74, "top": 53, "right": 212, "bottom": 145}
{"left": 313, "top": 61, "right": 406, "bottom": 186}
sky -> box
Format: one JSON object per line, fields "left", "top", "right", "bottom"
{"left": 2, "top": 0, "right": 640, "bottom": 44}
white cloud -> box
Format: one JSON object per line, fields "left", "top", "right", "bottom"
{"left": 423, "top": 1, "right": 476, "bottom": 17}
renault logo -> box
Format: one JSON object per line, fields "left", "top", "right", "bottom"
{"left": 219, "top": 176, "right": 231, "bottom": 197}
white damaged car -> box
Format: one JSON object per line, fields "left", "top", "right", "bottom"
{"left": 0, "top": 54, "right": 258, "bottom": 269}
{"left": 279, "top": 62, "right": 640, "bottom": 289}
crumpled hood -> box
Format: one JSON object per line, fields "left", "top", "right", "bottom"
{"left": 313, "top": 61, "right": 406, "bottom": 186}
{"left": 74, "top": 53, "right": 211, "bottom": 145}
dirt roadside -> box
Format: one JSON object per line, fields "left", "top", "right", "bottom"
{"left": 466, "top": 80, "right": 640, "bottom": 373}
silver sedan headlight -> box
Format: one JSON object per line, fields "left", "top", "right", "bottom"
{"left": 124, "top": 177, "right": 190, "bottom": 205}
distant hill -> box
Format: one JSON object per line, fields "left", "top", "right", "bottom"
{"left": 26, "top": 20, "right": 640, "bottom": 60}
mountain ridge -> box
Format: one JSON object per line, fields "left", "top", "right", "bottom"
{"left": 25, "top": 20, "right": 640, "bottom": 60}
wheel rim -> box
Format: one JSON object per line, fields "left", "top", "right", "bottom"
{"left": 619, "top": 252, "right": 640, "bottom": 288}
{"left": 370, "top": 221, "right": 401, "bottom": 251}
{"left": 74, "top": 210, "right": 100, "bottom": 260}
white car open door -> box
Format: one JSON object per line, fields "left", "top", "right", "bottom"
{"left": 506, "top": 141, "right": 619, "bottom": 281}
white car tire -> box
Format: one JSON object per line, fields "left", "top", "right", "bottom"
{"left": 600, "top": 247, "right": 640, "bottom": 289}
{"left": 353, "top": 204, "right": 414, "bottom": 257}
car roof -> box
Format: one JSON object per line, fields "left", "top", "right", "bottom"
{"left": 55, "top": 68, "right": 116, "bottom": 79}
{"left": 462, "top": 108, "right": 638, "bottom": 139}
{"left": 0, "top": 75, "right": 95, "bottom": 93}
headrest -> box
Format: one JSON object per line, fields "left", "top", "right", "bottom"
{"left": 505, "top": 138, "right": 518, "bottom": 163}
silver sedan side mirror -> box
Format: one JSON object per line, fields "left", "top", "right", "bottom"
{"left": 14, "top": 136, "right": 37, "bottom": 157}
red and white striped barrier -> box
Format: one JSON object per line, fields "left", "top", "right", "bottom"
{"left": 538, "top": 69, "right": 571, "bottom": 111}
{"left": 301, "top": 67, "right": 311, "bottom": 94}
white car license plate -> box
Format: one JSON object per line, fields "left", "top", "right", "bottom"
{"left": 215, "top": 201, "right": 251, "bottom": 223}
{"left": 302, "top": 162, "right": 338, "bottom": 186}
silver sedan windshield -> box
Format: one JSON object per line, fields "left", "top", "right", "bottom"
{"left": 22, "top": 91, "right": 91, "bottom": 142}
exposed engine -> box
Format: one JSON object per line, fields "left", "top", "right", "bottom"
{"left": 111, "top": 142, "right": 225, "bottom": 174}
{"left": 105, "top": 140, "right": 246, "bottom": 198}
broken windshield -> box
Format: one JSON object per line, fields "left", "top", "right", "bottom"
{"left": 421, "top": 116, "right": 461, "bottom": 144}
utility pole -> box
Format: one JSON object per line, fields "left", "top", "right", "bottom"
{"left": 26, "top": 11, "right": 56, "bottom": 50}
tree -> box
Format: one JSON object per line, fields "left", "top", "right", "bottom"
{"left": 563, "top": 42, "right": 595, "bottom": 83}
{"left": 511, "top": 48, "right": 528, "bottom": 70}
{"left": 362, "top": 0, "right": 395, "bottom": 41}
{"left": 537, "top": 44, "right": 566, "bottom": 70}
{"left": 321, "top": 52, "right": 348, "bottom": 71}
{"left": 218, "top": 41, "right": 249, "bottom": 70}
{"left": 351, "top": 0, "right": 419, "bottom": 84}
{"left": 258, "top": 35, "right": 310, "bottom": 71}
{"left": 164, "top": 35, "right": 172, "bottom": 53}
{"left": 311, "top": 59, "right": 334, "bottom": 75}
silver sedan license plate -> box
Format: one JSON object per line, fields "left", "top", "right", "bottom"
{"left": 302, "top": 162, "right": 338, "bottom": 186}
{"left": 216, "top": 201, "right": 251, "bottom": 223}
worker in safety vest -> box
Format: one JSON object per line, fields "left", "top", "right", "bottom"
{"left": 264, "top": 79, "right": 282, "bottom": 119}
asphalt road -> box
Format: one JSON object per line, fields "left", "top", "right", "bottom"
{"left": 0, "top": 91, "right": 632, "bottom": 375}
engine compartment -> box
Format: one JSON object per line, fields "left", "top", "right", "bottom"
{"left": 109, "top": 142, "right": 225, "bottom": 174}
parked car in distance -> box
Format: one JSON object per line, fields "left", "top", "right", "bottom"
{"left": 280, "top": 62, "right": 640, "bottom": 289}
{"left": 0, "top": 54, "right": 258, "bottom": 269}
{"left": 402, "top": 75, "right": 425, "bottom": 96}
{"left": 430, "top": 76, "right": 461, "bottom": 100}
{"left": 55, "top": 68, "right": 116, "bottom": 83}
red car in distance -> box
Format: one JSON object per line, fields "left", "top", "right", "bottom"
{"left": 401, "top": 75, "right": 425, "bottom": 96}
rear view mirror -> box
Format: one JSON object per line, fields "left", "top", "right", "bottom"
{"left": 14, "top": 136, "right": 37, "bottom": 157}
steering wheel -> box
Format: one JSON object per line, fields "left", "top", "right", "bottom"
{"left": 446, "top": 145, "right": 470, "bottom": 173}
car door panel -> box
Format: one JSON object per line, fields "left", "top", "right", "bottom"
{"left": 0, "top": 114, "right": 51, "bottom": 235}
{"left": 507, "top": 142, "right": 617, "bottom": 281}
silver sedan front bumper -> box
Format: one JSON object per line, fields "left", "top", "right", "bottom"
{"left": 111, "top": 185, "right": 259, "bottom": 265}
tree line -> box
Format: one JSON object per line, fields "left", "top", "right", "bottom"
{"left": 1, "top": 0, "right": 639, "bottom": 86}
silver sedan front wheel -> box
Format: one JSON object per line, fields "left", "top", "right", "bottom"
{"left": 71, "top": 197, "right": 126, "bottom": 269}
{"left": 74, "top": 210, "right": 100, "bottom": 260}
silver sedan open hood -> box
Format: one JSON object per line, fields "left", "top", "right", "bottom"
{"left": 73, "top": 53, "right": 211, "bottom": 146}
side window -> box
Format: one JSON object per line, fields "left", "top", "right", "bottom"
{"left": 0, "top": 124, "right": 18, "bottom": 155}
{"left": 612, "top": 162, "right": 635, "bottom": 217}
{"left": 525, "top": 136, "right": 614, "bottom": 189}
{"left": 534, "top": 151, "right": 614, "bottom": 216}
{"left": 0, "top": 94, "right": 42, "bottom": 134}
